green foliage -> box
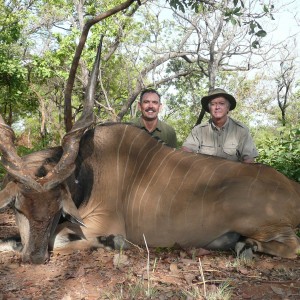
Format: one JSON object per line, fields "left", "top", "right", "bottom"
{"left": 162, "top": 59, "right": 207, "bottom": 146}
{"left": 0, "top": 0, "right": 298, "bottom": 190}
{"left": 17, "top": 145, "right": 36, "bottom": 156}
{"left": 167, "top": 0, "right": 196, "bottom": 13}
{"left": 248, "top": 20, "right": 267, "bottom": 48}
{"left": 31, "top": 30, "right": 78, "bottom": 82}
{"left": 0, "top": 1, "right": 22, "bottom": 44}
{"left": 256, "top": 127, "right": 300, "bottom": 182}
{"left": 0, "top": 1, "right": 40, "bottom": 123}
{"left": 0, "top": 143, "right": 49, "bottom": 181}
{"left": 0, "top": 164, "right": 6, "bottom": 181}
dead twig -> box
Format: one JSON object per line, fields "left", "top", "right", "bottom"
{"left": 198, "top": 257, "right": 207, "bottom": 298}
{"left": 143, "top": 233, "right": 151, "bottom": 297}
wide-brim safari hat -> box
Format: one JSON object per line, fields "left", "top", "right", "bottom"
{"left": 201, "top": 88, "right": 237, "bottom": 113}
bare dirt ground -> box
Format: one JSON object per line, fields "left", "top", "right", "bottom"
{"left": 1, "top": 208, "right": 300, "bottom": 300}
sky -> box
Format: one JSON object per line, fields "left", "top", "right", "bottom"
{"left": 158, "top": 0, "right": 300, "bottom": 78}
{"left": 265, "top": 0, "right": 300, "bottom": 69}
{"left": 272, "top": 0, "right": 299, "bottom": 39}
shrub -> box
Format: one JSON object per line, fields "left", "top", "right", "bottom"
{"left": 256, "top": 127, "right": 300, "bottom": 182}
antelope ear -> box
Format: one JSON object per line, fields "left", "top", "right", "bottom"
{"left": 0, "top": 181, "right": 18, "bottom": 209}
{"left": 61, "top": 183, "right": 85, "bottom": 227}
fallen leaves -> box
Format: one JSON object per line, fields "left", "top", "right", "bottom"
{"left": 1, "top": 209, "right": 300, "bottom": 299}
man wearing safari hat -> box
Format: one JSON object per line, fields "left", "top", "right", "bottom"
{"left": 182, "top": 88, "right": 258, "bottom": 163}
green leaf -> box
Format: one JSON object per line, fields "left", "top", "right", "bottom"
{"left": 224, "top": 9, "right": 233, "bottom": 17}
{"left": 167, "top": 0, "right": 186, "bottom": 12}
{"left": 230, "top": 17, "right": 237, "bottom": 25}
{"left": 233, "top": 7, "right": 241, "bottom": 14}
{"left": 252, "top": 40, "right": 260, "bottom": 48}
{"left": 256, "top": 30, "right": 267, "bottom": 37}
{"left": 256, "top": 21, "right": 263, "bottom": 29}
{"left": 249, "top": 21, "right": 256, "bottom": 34}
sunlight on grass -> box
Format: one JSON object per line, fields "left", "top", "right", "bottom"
{"left": 225, "top": 256, "right": 254, "bottom": 268}
{"left": 182, "top": 281, "right": 233, "bottom": 300}
{"left": 103, "top": 279, "right": 159, "bottom": 299}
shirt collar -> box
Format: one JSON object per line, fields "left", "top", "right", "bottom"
{"left": 139, "top": 117, "right": 162, "bottom": 133}
{"left": 210, "top": 117, "right": 230, "bottom": 131}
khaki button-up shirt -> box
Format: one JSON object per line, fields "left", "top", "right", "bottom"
{"left": 183, "top": 117, "right": 258, "bottom": 161}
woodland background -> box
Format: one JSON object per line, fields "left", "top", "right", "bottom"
{"left": 0, "top": 0, "right": 299, "bottom": 182}
{"left": 1, "top": 2, "right": 300, "bottom": 299}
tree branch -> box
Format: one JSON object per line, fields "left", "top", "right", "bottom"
{"left": 64, "top": 0, "right": 140, "bottom": 132}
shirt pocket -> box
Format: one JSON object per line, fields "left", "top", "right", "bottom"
{"left": 223, "top": 140, "right": 238, "bottom": 156}
{"left": 199, "top": 144, "right": 217, "bottom": 156}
